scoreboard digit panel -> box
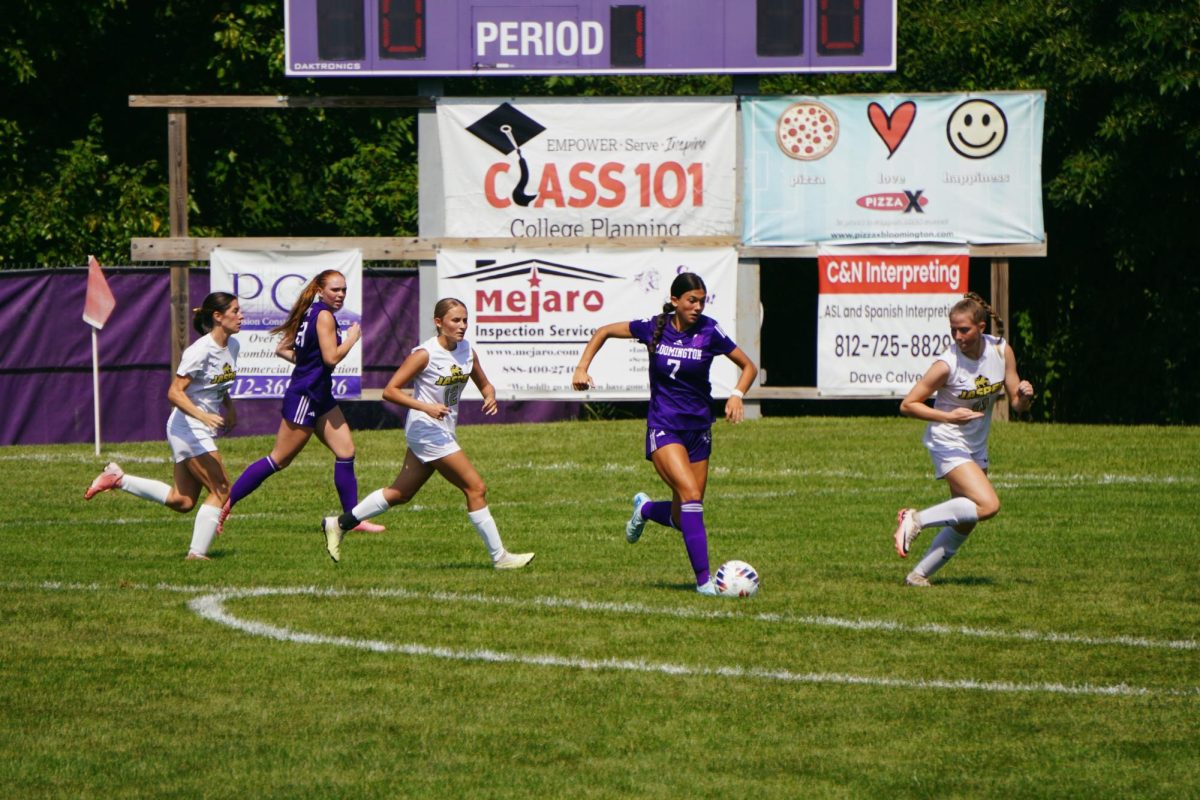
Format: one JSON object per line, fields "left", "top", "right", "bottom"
{"left": 286, "top": 0, "right": 895, "bottom": 76}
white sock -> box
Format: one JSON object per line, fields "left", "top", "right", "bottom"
{"left": 120, "top": 474, "right": 171, "bottom": 505}
{"left": 467, "top": 506, "right": 505, "bottom": 561}
{"left": 351, "top": 489, "right": 392, "bottom": 521}
{"left": 188, "top": 504, "right": 221, "bottom": 557}
{"left": 916, "top": 497, "right": 978, "bottom": 529}
{"left": 913, "top": 527, "right": 969, "bottom": 578}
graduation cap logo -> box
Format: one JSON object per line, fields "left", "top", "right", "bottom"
{"left": 466, "top": 103, "right": 546, "bottom": 207}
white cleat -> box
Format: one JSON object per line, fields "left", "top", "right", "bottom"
{"left": 625, "top": 492, "right": 650, "bottom": 543}
{"left": 85, "top": 462, "right": 124, "bottom": 500}
{"left": 322, "top": 516, "right": 346, "bottom": 563}
{"left": 185, "top": 551, "right": 211, "bottom": 561}
{"left": 893, "top": 508, "right": 921, "bottom": 558}
{"left": 494, "top": 551, "right": 535, "bottom": 570}
{"left": 905, "top": 571, "right": 931, "bottom": 587}
{"left": 695, "top": 579, "right": 719, "bottom": 596}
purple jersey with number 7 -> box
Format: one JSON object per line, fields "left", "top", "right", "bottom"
{"left": 288, "top": 299, "right": 341, "bottom": 400}
{"left": 629, "top": 314, "right": 736, "bottom": 430}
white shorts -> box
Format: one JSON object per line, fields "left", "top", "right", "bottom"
{"left": 926, "top": 443, "right": 988, "bottom": 479}
{"left": 405, "top": 421, "right": 461, "bottom": 464}
{"left": 166, "top": 410, "right": 218, "bottom": 463}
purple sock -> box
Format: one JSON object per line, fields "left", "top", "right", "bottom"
{"left": 229, "top": 456, "right": 279, "bottom": 507}
{"left": 678, "top": 501, "right": 710, "bottom": 585}
{"left": 334, "top": 457, "right": 358, "bottom": 514}
{"left": 641, "top": 500, "right": 677, "bottom": 529}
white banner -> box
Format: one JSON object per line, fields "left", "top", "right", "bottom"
{"left": 210, "top": 250, "right": 363, "bottom": 399}
{"left": 437, "top": 98, "right": 737, "bottom": 239}
{"left": 744, "top": 93, "right": 1045, "bottom": 245}
{"left": 436, "top": 248, "right": 739, "bottom": 399}
{"left": 817, "top": 245, "right": 966, "bottom": 396}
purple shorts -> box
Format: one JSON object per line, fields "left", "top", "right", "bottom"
{"left": 281, "top": 390, "right": 338, "bottom": 428}
{"left": 645, "top": 427, "right": 712, "bottom": 463}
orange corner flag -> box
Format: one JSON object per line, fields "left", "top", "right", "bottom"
{"left": 83, "top": 255, "right": 116, "bottom": 329}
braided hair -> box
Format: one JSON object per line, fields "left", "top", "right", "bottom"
{"left": 951, "top": 291, "right": 1004, "bottom": 339}
{"left": 649, "top": 272, "right": 707, "bottom": 358}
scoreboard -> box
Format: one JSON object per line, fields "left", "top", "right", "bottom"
{"left": 285, "top": 0, "right": 896, "bottom": 77}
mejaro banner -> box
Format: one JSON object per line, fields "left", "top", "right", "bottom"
{"left": 438, "top": 98, "right": 737, "bottom": 239}
{"left": 436, "top": 247, "right": 738, "bottom": 400}
{"left": 210, "top": 249, "right": 363, "bottom": 399}
{"left": 743, "top": 92, "right": 1044, "bottom": 245}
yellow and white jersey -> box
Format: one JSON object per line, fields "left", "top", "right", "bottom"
{"left": 922, "top": 334, "right": 1007, "bottom": 455}
{"left": 404, "top": 335, "right": 474, "bottom": 439}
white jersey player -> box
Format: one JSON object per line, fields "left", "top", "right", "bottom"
{"left": 892, "top": 293, "right": 1035, "bottom": 586}
{"left": 85, "top": 293, "right": 244, "bottom": 561}
{"left": 320, "top": 297, "right": 534, "bottom": 570}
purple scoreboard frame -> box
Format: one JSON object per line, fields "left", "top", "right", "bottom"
{"left": 285, "top": 0, "right": 896, "bottom": 77}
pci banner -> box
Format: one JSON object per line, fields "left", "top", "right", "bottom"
{"left": 436, "top": 247, "right": 738, "bottom": 399}
{"left": 817, "top": 245, "right": 966, "bottom": 396}
{"left": 437, "top": 98, "right": 737, "bottom": 239}
{"left": 210, "top": 249, "right": 363, "bottom": 399}
{"left": 743, "top": 92, "right": 1044, "bottom": 245}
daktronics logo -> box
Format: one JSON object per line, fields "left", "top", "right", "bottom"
{"left": 856, "top": 190, "right": 929, "bottom": 213}
{"left": 449, "top": 258, "right": 620, "bottom": 325}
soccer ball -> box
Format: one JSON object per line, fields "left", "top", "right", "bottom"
{"left": 715, "top": 560, "right": 759, "bottom": 598}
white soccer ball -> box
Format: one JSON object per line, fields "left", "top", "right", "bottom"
{"left": 715, "top": 560, "right": 759, "bottom": 598}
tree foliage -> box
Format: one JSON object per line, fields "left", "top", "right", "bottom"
{"left": 1, "top": 0, "right": 1196, "bottom": 421}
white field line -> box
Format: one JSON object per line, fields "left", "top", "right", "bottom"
{"left": 5, "top": 451, "right": 1195, "bottom": 487}
{"left": 8, "top": 579, "right": 1196, "bottom": 653}
{"left": 185, "top": 587, "right": 1195, "bottom": 698}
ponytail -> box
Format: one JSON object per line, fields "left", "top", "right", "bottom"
{"left": 270, "top": 269, "right": 343, "bottom": 341}
{"left": 951, "top": 291, "right": 1004, "bottom": 339}
{"left": 192, "top": 292, "right": 238, "bottom": 334}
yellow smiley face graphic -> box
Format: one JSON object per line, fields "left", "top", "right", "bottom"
{"left": 947, "top": 99, "right": 1008, "bottom": 159}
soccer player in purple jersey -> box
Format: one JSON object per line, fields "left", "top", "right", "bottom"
{"left": 221, "top": 269, "right": 384, "bottom": 536}
{"left": 572, "top": 272, "right": 758, "bottom": 595}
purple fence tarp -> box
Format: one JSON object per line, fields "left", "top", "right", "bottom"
{"left": 0, "top": 268, "right": 578, "bottom": 446}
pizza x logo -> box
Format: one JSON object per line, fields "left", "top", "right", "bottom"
{"left": 903, "top": 190, "right": 925, "bottom": 213}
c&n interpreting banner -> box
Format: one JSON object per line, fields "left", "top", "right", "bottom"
{"left": 210, "top": 249, "right": 363, "bottom": 399}
{"left": 437, "top": 98, "right": 737, "bottom": 239}
{"left": 743, "top": 92, "right": 1045, "bottom": 245}
{"left": 437, "top": 247, "right": 738, "bottom": 400}
{"left": 817, "top": 245, "right": 967, "bottom": 397}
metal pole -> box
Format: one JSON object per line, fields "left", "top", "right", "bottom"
{"left": 92, "top": 328, "right": 102, "bottom": 456}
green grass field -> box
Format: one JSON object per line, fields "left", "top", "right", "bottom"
{"left": 2, "top": 417, "right": 1198, "bottom": 798}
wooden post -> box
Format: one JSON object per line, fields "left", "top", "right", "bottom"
{"left": 990, "top": 257, "right": 1010, "bottom": 421}
{"left": 168, "top": 111, "right": 189, "bottom": 372}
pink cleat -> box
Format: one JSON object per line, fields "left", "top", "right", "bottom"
{"left": 893, "top": 508, "right": 921, "bottom": 558}
{"left": 85, "top": 462, "right": 124, "bottom": 500}
{"left": 217, "top": 498, "right": 232, "bottom": 535}
{"left": 352, "top": 519, "right": 386, "bottom": 533}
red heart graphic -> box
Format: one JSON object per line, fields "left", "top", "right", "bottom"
{"left": 868, "top": 101, "right": 917, "bottom": 158}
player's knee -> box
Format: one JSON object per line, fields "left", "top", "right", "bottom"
{"left": 977, "top": 496, "right": 1000, "bottom": 520}
{"left": 170, "top": 496, "right": 196, "bottom": 513}
{"left": 383, "top": 487, "right": 409, "bottom": 506}
{"left": 464, "top": 479, "right": 488, "bottom": 504}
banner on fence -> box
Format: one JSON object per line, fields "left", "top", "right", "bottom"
{"left": 437, "top": 247, "right": 739, "bottom": 399}
{"left": 817, "top": 245, "right": 967, "bottom": 396}
{"left": 743, "top": 92, "right": 1044, "bottom": 245}
{"left": 210, "top": 250, "right": 363, "bottom": 399}
{"left": 437, "top": 98, "right": 737, "bottom": 239}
